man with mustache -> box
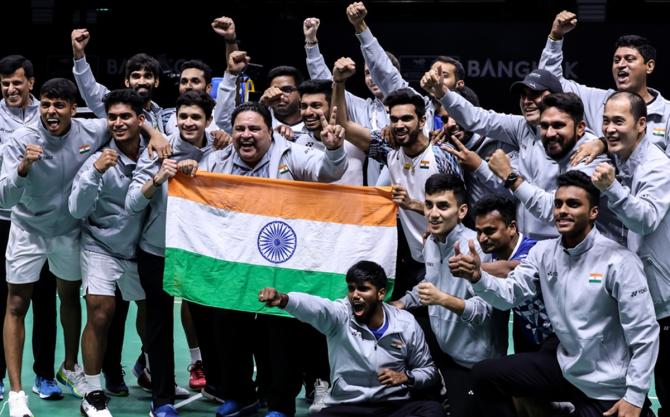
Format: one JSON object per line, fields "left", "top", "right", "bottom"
{"left": 259, "top": 66, "right": 305, "bottom": 137}
{"left": 333, "top": 58, "right": 461, "bottom": 302}
{"left": 452, "top": 170, "right": 659, "bottom": 417}
{"left": 540, "top": 10, "right": 670, "bottom": 157}
{"left": 591, "top": 91, "right": 670, "bottom": 417}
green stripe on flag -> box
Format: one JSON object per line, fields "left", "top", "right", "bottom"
{"left": 164, "top": 248, "right": 394, "bottom": 317}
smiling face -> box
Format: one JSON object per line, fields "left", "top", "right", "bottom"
{"left": 124, "top": 68, "right": 159, "bottom": 102}
{"left": 519, "top": 87, "right": 551, "bottom": 126}
{"left": 539, "top": 106, "right": 584, "bottom": 160}
{"left": 300, "top": 92, "right": 329, "bottom": 133}
{"left": 232, "top": 110, "right": 273, "bottom": 167}
{"left": 612, "top": 47, "right": 653, "bottom": 93}
{"left": 602, "top": 95, "right": 646, "bottom": 161}
{"left": 1, "top": 68, "right": 34, "bottom": 108}
{"left": 39, "top": 96, "right": 76, "bottom": 136}
{"left": 363, "top": 64, "right": 383, "bottom": 100}
{"left": 347, "top": 279, "right": 385, "bottom": 325}
{"left": 107, "top": 103, "right": 144, "bottom": 142}
{"left": 554, "top": 185, "right": 598, "bottom": 245}
{"left": 177, "top": 104, "right": 210, "bottom": 147}
{"left": 389, "top": 104, "right": 425, "bottom": 147}
{"left": 179, "top": 68, "right": 211, "bottom": 95}
{"left": 424, "top": 189, "right": 467, "bottom": 241}
{"left": 475, "top": 210, "right": 517, "bottom": 256}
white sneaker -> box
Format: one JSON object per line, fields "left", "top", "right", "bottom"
{"left": 175, "top": 384, "right": 190, "bottom": 398}
{"left": 7, "top": 390, "right": 34, "bottom": 417}
{"left": 308, "top": 379, "right": 329, "bottom": 414}
{"left": 57, "top": 363, "right": 87, "bottom": 398}
{"left": 81, "top": 390, "right": 113, "bottom": 417}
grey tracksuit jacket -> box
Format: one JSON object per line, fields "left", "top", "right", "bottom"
{"left": 399, "top": 224, "right": 508, "bottom": 369}
{"left": 69, "top": 139, "right": 146, "bottom": 260}
{"left": 473, "top": 228, "right": 659, "bottom": 408}
{"left": 284, "top": 292, "right": 439, "bottom": 406}
{"left": 602, "top": 137, "right": 670, "bottom": 319}
{"left": 0, "top": 118, "right": 109, "bottom": 237}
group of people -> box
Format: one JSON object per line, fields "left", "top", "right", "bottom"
{"left": 0, "top": 2, "right": 667, "bottom": 417}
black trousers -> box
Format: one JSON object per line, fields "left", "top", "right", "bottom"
{"left": 392, "top": 223, "right": 426, "bottom": 300}
{"left": 472, "top": 335, "right": 652, "bottom": 417}
{"left": 434, "top": 353, "right": 480, "bottom": 417}
{"left": 137, "top": 249, "right": 174, "bottom": 407}
{"left": 0, "top": 219, "right": 57, "bottom": 380}
{"left": 102, "top": 290, "right": 130, "bottom": 378}
{"left": 312, "top": 400, "right": 445, "bottom": 417}
{"left": 657, "top": 316, "right": 670, "bottom": 417}
{"left": 187, "top": 301, "right": 225, "bottom": 393}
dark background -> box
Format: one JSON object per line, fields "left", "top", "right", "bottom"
{"left": 2, "top": 0, "right": 669, "bottom": 115}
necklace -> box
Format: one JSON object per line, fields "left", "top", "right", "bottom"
{"left": 400, "top": 143, "right": 431, "bottom": 173}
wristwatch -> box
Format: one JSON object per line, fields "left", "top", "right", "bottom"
{"left": 405, "top": 370, "right": 415, "bottom": 387}
{"left": 503, "top": 172, "right": 520, "bottom": 189}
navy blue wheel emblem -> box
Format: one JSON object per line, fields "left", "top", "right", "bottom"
{"left": 257, "top": 221, "right": 297, "bottom": 264}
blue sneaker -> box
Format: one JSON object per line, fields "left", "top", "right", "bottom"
{"left": 0, "top": 379, "right": 4, "bottom": 401}
{"left": 265, "top": 412, "right": 288, "bottom": 417}
{"left": 103, "top": 369, "right": 129, "bottom": 397}
{"left": 215, "top": 399, "right": 260, "bottom": 417}
{"left": 150, "top": 403, "right": 179, "bottom": 417}
{"left": 32, "top": 375, "right": 64, "bottom": 400}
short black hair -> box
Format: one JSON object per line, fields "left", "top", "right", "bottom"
{"left": 103, "top": 88, "right": 144, "bottom": 116}
{"left": 298, "top": 79, "right": 332, "bottom": 105}
{"left": 232, "top": 102, "right": 273, "bottom": 131}
{"left": 345, "top": 260, "right": 387, "bottom": 291}
{"left": 267, "top": 66, "right": 304, "bottom": 87}
{"left": 474, "top": 195, "right": 517, "bottom": 225}
{"left": 453, "top": 85, "right": 480, "bottom": 107}
{"left": 176, "top": 90, "right": 216, "bottom": 118}
{"left": 557, "top": 171, "right": 600, "bottom": 208}
{"left": 425, "top": 173, "right": 467, "bottom": 206}
{"left": 431, "top": 56, "right": 466, "bottom": 82}
{"left": 180, "top": 59, "right": 213, "bottom": 84}
{"left": 607, "top": 91, "right": 647, "bottom": 122}
{"left": 615, "top": 35, "right": 656, "bottom": 63}
{"left": 39, "top": 78, "right": 78, "bottom": 103}
{"left": 124, "top": 53, "right": 161, "bottom": 79}
{"left": 538, "top": 92, "right": 585, "bottom": 125}
{"left": 383, "top": 88, "right": 426, "bottom": 119}
{"left": 0, "top": 55, "right": 34, "bottom": 78}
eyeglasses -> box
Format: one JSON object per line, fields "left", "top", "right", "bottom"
{"left": 278, "top": 86, "right": 299, "bottom": 94}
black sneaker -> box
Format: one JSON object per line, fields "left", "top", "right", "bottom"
{"left": 81, "top": 390, "right": 112, "bottom": 417}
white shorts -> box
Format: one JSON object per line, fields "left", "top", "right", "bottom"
{"left": 6, "top": 223, "right": 81, "bottom": 284}
{"left": 81, "top": 249, "right": 145, "bottom": 301}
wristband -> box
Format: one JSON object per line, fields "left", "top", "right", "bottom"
{"left": 305, "top": 40, "right": 318, "bottom": 46}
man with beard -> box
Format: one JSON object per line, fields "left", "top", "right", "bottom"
{"left": 295, "top": 79, "right": 367, "bottom": 185}
{"left": 71, "top": 29, "right": 172, "bottom": 137}
{"left": 539, "top": 11, "right": 670, "bottom": 156}
{"left": 392, "top": 173, "right": 505, "bottom": 417}
{"left": 0, "top": 55, "right": 62, "bottom": 402}
{"left": 591, "top": 91, "right": 670, "bottom": 417}
{"left": 258, "top": 260, "right": 444, "bottom": 417}
{"left": 259, "top": 66, "right": 305, "bottom": 136}
{"left": 333, "top": 57, "right": 461, "bottom": 301}
{"left": 451, "top": 171, "right": 659, "bottom": 417}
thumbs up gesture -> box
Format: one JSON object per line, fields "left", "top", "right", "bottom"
{"left": 448, "top": 240, "right": 482, "bottom": 283}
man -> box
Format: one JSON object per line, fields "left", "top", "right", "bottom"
{"left": 258, "top": 260, "right": 444, "bottom": 417}
{"left": 69, "top": 89, "right": 150, "bottom": 417}
{"left": 0, "top": 78, "right": 110, "bottom": 417}
{"left": 333, "top": 58, "right": 461, "bottom": 301}
{"left": 295, "top": 79, "right": 367, "bottom": 185}
{"left": 451, "top": 171, "right": 659, "bottom": 417}
{"left": 472, "top": 196, "right": 547, "bottom": 352}
{"left": 193, "top": 101, "right": 347, "bottom": 417}
{"left": 346, "top": 1, "right": 467, "bottom": 134}
{"left": 0, "top": 55, "right": 61, "bottom": 401}
{"left": 591, "top": 91, "right": 670, "bottom": 417}
{"left": 540, "top": 11, "right": 670, "bottom": 155}
{"left": 125, "top": 90, "right": 220, "bottom": 417}
{"left": 259, "top": 66, "right": 305, "bottom": 135}
{"left": 393, "top": 173, "right": 505, "bottom": 417}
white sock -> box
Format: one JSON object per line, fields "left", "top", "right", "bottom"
{"left": 144, "top": 352, "right": 151, "bottom": 372}
{"left": 189, "top": 348, "right": 202, "bottom": 364}
{"left": 84, "top": 373, "right": 102, "bottom": 393}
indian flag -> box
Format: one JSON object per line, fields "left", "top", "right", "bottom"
{"left": 164, "top": 172, "right": 397, "bottom": 317}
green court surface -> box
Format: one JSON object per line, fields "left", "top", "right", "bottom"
{"left": 13, "top": 301, "right": 660, "bottom": 416}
